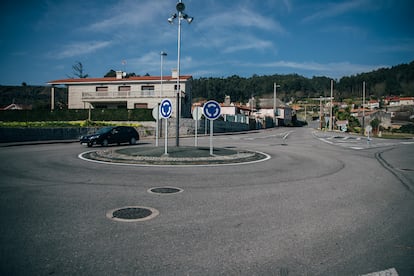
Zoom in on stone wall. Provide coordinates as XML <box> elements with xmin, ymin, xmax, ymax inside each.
<box><xmin>0</xmin><ymin>119</ymin><xmax>251</xmax><ymax>143</ymax></box>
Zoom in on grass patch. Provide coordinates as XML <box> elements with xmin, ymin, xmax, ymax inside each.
<box><xmin>378</xmin><ymin>132</ymin><xmax>414</xmax><ymax>139</ymax></box>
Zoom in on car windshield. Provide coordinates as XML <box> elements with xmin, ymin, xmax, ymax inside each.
<box><xmin>95</xmin><ymin>127</ymin><xmax>114</xmax><ymax>135</ymax></box>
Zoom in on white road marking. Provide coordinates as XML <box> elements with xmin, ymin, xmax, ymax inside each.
<box><xmin>360</xmin><ymin>267</ymin><xmax>398</xmax><ymax>276</ymax></box>
<box><xmin>401</xmin><ymin>141</ymin><xmax>414</xmax><ymax>145</ymax></box>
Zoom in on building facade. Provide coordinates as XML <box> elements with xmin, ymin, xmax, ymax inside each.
<box><xmin>48</xmin><ymin>70</ymin><xmax>193</xmax><ymax>118</ymax></box>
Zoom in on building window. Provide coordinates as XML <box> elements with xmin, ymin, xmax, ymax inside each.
<box><xmin>118</xmin><ymin>86</ymin><xmax>131</xmax><ymax>92</ymax></box>
<box><xmin>141</xmin><ymin>85</ymin><xmax>154</xmax><ymax>96</ymax></box>
<box><xmin>141</xmin><ymin>85</ymin><xmax>154</xmax><ymax>91</ymax></box>
<box><xmin>135</xmin><ymin>103</ymin><xmax>148</xmax><ymax>109</ymax></box>
<box><xmin>96</xmin><ymin>86</ymin><xmax>108</xmax><ymax>92</ymax></box>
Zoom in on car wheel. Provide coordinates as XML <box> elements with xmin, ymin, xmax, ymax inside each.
<box><xmin>87</xmin><ymin>142</ymin><xmax>93</xmax><ymax>147</ymax></box>
<box><xmin>102</xmin><ymin>139</ymin><xmax>109</xmax><ymax>147</ymax></box>
<box><xmin>129</xmin><ymin>137</ymin><xmax>136</xmax><ymax>145</ymax></box>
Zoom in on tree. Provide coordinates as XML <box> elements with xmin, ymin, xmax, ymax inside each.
<box><xmin>104</xmin><ymin>70</ymin><xmax>137</xmax><ymax>78</ymax></box>
<box><xmin>104</xmin><ymin>69</ymin><xmax>116</xmax><ymax>77</ymax></box>
<box><xmin>370</xmin><ymin>118</ymin><xmax>381</xmax><ymax>134</ymax></box>
<box><xmin>70</xmin><ymin>61</ymin><xmax>89</xmax><ymax>78</ymax></box>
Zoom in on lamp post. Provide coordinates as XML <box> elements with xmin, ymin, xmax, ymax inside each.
<box><xmin>168</xmin><ymin>1</ymin><xmax>193</xmax><ymax>147</ymax></box>
<box><xmin>160</xmin><ymin>51</ymin><xmax>167</xmax><ymax>98</ymax></box>
<box><xmin>273</xmin><ymin>83</ymin><xmax>280</xmax><ymax>126</ymax></box>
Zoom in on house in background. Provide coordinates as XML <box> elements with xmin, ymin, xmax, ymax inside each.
<box><xmin>219</xmin><ymin>95</ymin><xmax>252</xmax><ymax>124</ymax></box>
<box><xmin>400</xmin><ymin>97</ymin><xmax>414</xmax><ymax>106</ymax></box>
<box><xmin>48</xmin><ymin>70</ymin><xmax>193</xmax><ymax>118</ymax></box>
<box><xmin>366</xmin><ymin>99</ymin><xmax>380</xmax><ymax>110</ymax></box>
<box><xmin>256</xmin><ymin>97</ymin><xmax>292</xmax><ymax>126</ymax></box>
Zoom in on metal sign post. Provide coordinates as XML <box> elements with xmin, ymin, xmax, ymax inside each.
<box><xmin>160</xmin><ymin>99</ymin><xmax>173</xmax><ymax>155</ymax></box>
<box><xmin>365</xmin><ymin>125</ymin><xmax>372</xmax><ymax>145</ymax></box>
<box><xmin>152</xmin><ymin>104</ymin><xmax>161</xmax><ymax>147</ymax></box>
<box><xmin>203</xmin><ymin>100</ymin><xmax>221</xmax><ymax>156</ymax></box>
<box><xmin>192</xmin><ymin>106</ymin><xmax>202</xmax><ymax>147</ymax></box>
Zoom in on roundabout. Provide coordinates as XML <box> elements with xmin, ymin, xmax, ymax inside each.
<box><xmin>79</xmin><ymin>146</ymin><xmax>270</xmax><ymax>166</ymax></box>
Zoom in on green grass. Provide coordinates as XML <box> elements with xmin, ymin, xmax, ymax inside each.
<box><xmin>378</xmin><ymin>132</ymin><xmax>414</xmax><ymax>139</ymax></box>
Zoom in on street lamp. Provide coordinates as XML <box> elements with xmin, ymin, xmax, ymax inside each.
<box><xmin>160</xmin><ymin>51</ymin><xmax>167</xmax><ymax>98</ymax></box>
<box><xmin>273</xmin><ymin>83</ymin><xmax>280</xmax><ymax>126</ymax></box>
<box><xmin>168</xmin><ymin>1</ymin><xmax>193</xmax><ymax>147</ymax></box>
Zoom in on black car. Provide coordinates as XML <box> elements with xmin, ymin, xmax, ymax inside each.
<box><xmin>80</xmin><ymin>126</ymin><xmax>139</xmax><ymax>147</ymax></box>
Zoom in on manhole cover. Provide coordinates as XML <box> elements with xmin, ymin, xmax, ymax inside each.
<box><xmin>148</xmin><ymin>187</ymin><xmax>183</xmax><ymax>194</ymax></box>
<box><xmin>106</xmin><ymin>206</ymin><xmax>159</xmax><ymax>222</ymax></box>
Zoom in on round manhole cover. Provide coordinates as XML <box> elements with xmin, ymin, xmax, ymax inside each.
<box><xmin>148</xmin><ymin>187</ymin><xmax>183</xmax><ymax>194</ymax></box>
<box><xmin>106</xmin><ymin>206</ymin><xmax>159</xmax><ymax>222</ymax></box>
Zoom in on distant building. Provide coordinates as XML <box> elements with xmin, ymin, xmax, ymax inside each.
<box><xmin>256</xmin><ymin>97</ymin><xmax>292</xmax><ymax>125</ymax></box>
<box><xmin>367</xmin><ymin>100</ymin><xmax>379</xmax><ymax>110</ymax></box>
<box><xmin>400</xmin><ymin>97</ymin><xmax>414</xmax><ymax>106</ymax></box>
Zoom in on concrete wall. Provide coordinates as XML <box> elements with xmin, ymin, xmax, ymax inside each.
<box><xmin>0</xmin><ymin>127</ymin><xmax>91</xmax><ymax>143</ymax></box>
<box><xmin>0</xmin><ymin>119</ymin><xmax>251</xmax><ymax>143</ymax></box>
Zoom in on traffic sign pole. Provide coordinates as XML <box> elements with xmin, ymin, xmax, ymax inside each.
<box><xmin>156</xmin><ymin>109</ymin><xmax>159</xmax><ymax>147</ymax></box>
<box><xmin>203</xmin><ymin>100</ymin><xmax>221</xmax><ymax>156</ymax></box>
<box><xmin>152</xmin><ymin>104</ymin><xmax>162</xmax><ymax>147</ymax></box>
<box><xmin>165</xmin><ymin>118</ymin><xmax>168</xmax><ymax>155</ymax></box>
<box><xmin>195</xmin><ymin>110</ymin><xmax>198</xmax><ymax>147</ymax></box>
<box><xmin>160</xmin><ymin>99</ymin><xmax>172</xmax><ymax>155</ymax></box>
<box><xmin>192</xmin><ymin>106</ymin><xmax>202</xmax><ymax>147</ymax></box>
<box><xmin>210</xmin><ymin>119</ymin><xmax>213</xmax><ymax>155</ymax></box>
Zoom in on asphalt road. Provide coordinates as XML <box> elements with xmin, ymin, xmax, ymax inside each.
<box><xmin>0</xmin><ymin>127</ymin><xmax>413</xmax><ymax>275</ymax></box>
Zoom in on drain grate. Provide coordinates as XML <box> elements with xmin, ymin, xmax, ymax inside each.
<box><xmin>106</xmin><ymin>206</ymin><xmax>159</xmax><ymax>222</ymax></box>
<box><xmin>148</xmin><ymin>187</ymin><xmax>183</xmax><ymax>194</ymax></box>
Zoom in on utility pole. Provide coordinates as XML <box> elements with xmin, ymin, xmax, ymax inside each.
<box><xmin>273</xmin><ymin>83</ymin><xmax>280</xmax><ymax>126</ymax></box>
<box><xmin>329</xmin><ymin>80</ymin><xmax>333</xmax><ymax>131</ymax></box>
<box><xmin>319</xmin><ymin>96</ymin><xmax>323</xmax><ymax>129</ymax></box>
<box><xmin>362</xmin><ymin>81</ymin><xmax>366</xmax><ymax>132</ymax></box>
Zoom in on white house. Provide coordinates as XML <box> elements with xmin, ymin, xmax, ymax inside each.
<box><xmin>48</xmin><ymin>70</ymin><xmax>193</xmax><ymax>118</ymax></box>
<box><xmin>256</xmin><ymin>97</ymin><xmax>292</xmax><ymax>125</ymax></box>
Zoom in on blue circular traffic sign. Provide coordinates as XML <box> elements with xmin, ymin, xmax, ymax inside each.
<box><xmin>160</xmin><ymin>99</ymin><xmax>172</xmax><ymax>119</ymax></box>
<box><xmin>203</xmin><ymin>100</ymin><xmax>221</xmax><ymax>120</ymax></box>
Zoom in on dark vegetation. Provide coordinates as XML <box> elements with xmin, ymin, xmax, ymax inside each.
<box><xmin>191</xmin><ymin>60</ymin><xmax>414</xmax><ymax>103</ymax></box>
<box><xmin>1</xmin><ymin>60</ymin><xmax>413</xmax><ymax>109</ymax></box>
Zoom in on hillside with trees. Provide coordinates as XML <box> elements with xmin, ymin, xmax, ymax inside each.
<box><xmin>191</xmin><ymin>60</ymin><xmax>414</xmax><ymax>103</ymax></box>
<box><xmin>1</xmin><ymin>60</ymin><xmax>413</xmax><ymax>109</ymax></box>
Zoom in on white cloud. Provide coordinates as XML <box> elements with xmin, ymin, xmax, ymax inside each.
<box><xmin>198</xmin><ymin>7</ymin><xmax>286</xmax><ymax>33</ymax></box>
<box><xmin>52</xmin><ymin>40</ymin><xmax>113</xmax><ymax>59</ymax></box>
<box><xmin>85</xmin><ymin>0</ymin><xmax>169</xmax><ymax>32</ymax></box>
<box><xmin>223</xmin><ymin>39</ymin><xmax>274</xmax><ymax>53</ymax></box>
<box><xmin>302</xmin><ymin>0</ymin><xmax>371</xmax><ymax>22</ymax></box>
<box><xmin>254</xmin><ymin>60</ymin><xmax>388</xmax><ymax>78</ymax></box>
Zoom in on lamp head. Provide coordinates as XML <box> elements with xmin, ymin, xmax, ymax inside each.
<box><xmin>176</xmin><ymin>2</ymin><xmax>185</xmax><ymax>12</ymax></box>
<box><xmin>186</xmin><ymin>16</ymin><xmax>194</xmax><ymax>24</ymax></box>
<box><xmin>168</xmin><ymin>14</ymin><xmax>177</xmax><ymax>24</ymax></box>
<box><xmin>182</xmin><ymin>13</ymin><xmax>194</xmax><ymax>24</ymax></box>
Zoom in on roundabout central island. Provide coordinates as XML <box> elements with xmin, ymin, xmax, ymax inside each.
<box><xmin>79</xmin><ymin>146</ymin><xmax>270</xmax><ymax>166</ymax></box>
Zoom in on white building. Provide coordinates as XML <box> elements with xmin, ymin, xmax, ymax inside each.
<box><xmin>48</xmin><ymin>70</ymin><xmax>193</xmax><ymax>118</ymax></box>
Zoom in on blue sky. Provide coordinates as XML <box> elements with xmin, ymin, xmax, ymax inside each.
<box><xmin>0</xmin><ymin>0</ymin><xmax>413</xmax><ymax>85</ymax></box>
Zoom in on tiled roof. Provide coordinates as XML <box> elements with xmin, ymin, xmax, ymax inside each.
<box><xmin>48</xmin><ymin>75</ymin><xmax>192</xmax><ymax>85</ymax></box>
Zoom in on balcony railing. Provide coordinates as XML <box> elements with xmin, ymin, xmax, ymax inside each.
<box><xmin>82</xmin><ymin>90</ymin><xmax>180</xmax><ymax>99</ymax></box>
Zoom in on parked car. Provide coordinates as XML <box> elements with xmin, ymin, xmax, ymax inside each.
<box><xmin>80</xmin><ymin>126</ymin><xmax>139</xmax><ymax>147</ymax></box>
